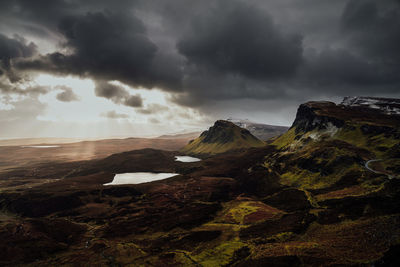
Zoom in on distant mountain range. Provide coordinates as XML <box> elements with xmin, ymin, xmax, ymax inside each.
<box><xmin>227</xmin><ymin>118</ymin><xmax>289</xmax><ymax>140</ymax></box>
<box><xmin>157</xmin><ymin>132</ymin><xmax>201</xmax><ymax>140</ymax></box>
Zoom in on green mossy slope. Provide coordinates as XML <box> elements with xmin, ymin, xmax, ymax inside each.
<box><xmin>182</xmin><ymin>120</ymin><xmax>265</xmax><ymax>155</ymax></box>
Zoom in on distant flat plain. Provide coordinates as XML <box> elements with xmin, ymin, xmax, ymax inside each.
<box><xmin>0</xmin><ymin>133</ymin><xmax>199</xmax><ymax>172</ymax></box>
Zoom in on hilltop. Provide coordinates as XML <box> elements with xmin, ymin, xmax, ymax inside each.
<box><xmin>181</xmin><ymin>120</ymin><xmax>265</xmax><ymax>155</ymax></box>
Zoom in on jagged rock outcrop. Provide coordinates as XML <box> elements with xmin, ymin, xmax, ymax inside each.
<box><xmin>291</xmin><ymin>101</ymin><xmax>345</xmax><ymax>133</ymax></box>
<box><xmin>291</xmin><ymin>97</ymin><xmax>400</xmax><ymax>135</ymax></box>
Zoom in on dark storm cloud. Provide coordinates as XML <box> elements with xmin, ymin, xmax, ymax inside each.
<box><xmin>297</xmin><ymin>0</ymin><xmax>400</xmax><ymax>95</ymax></box>
<box><xmin>94</xmin><ymin>81</ymin><xmax>143</xmax><ymax>108</ymax></box>
<box><xmin>14</xmin><ymin>10</ymin><xmax>182</xmax><ymax>91</ymax></box>
<box><xmin>0</xmin><ymin>34</ymin><xmax>37</xmax><ymax>67</ymax></box>
<box><xmin>341</xmin><ymin>0</ymin><xmax>400</xmax><ymax>62</ymax></box>
<box><xmin>302</xmin><ymin>49</ymin><xmax>393</xmax><ymax>87</ymax></box>
<box><xmin>0</xmin><ymin>33</ymin><xmax>37</xmax><ymax>82</ymax></box>
<box><xmin>1</xmin><ymin>0</ymin><xmax>400</xmax><ymax>120</ymax></box>
<box><xmin>125</xmin><ymin>95</ymin><xmax>143</xmax><ymax>108</ymax></box>
<box><xmin>0</xmin><ymin>0</ymin><xmax>137</xmax><ymax>27</ymax></box>
<box><xmin>55</xmin><ymin>86</ymin><xmax>79</xmax><ymax>102</ymax></box>
<box><xmin>94</xmin><ymin>81</ymin><xmax>129</xmax><ymax>102</ymax></box>
<box><xmin>177</xmin><ymin>0</ymin><xmax>303</xmax><ymax>80</ymax></box>
<box><xmin>6</xmin><ymin>0</ymin><xmax>74</xmax><ymax>25</ymax></box>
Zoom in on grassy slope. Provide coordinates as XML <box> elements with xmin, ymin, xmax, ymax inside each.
<box><xmin>269</xmin><ymin>119</ymin><xmax>399</xmax><ymax>190</ymax></box>
<box><xmin>182</xmin><ymin>126</ymin><xmax>265</xmax><ymax>155</ymax></box>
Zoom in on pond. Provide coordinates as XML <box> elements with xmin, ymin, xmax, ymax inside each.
<box><xmin>104</xmin><ymin>172</ymin><xmax>179</xmax><ymax>185</ymax></box>
<box><xmin>175</xmin><ymin>156</ymin><xmax>201</xmax><ymax>162</ymax></box>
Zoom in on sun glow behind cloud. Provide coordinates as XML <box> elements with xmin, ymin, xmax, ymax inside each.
<box><xmin>19</xmin><ymin>74</ymin><xmax>208</xmax><ymax>138</ymax></box>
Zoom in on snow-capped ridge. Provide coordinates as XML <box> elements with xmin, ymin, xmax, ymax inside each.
<box><xmin>341</xmin><ymin>96</ymin><xmax>400</xmax><ymax>115</ymax></box>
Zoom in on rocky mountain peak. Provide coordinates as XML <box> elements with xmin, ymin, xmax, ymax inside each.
<box><xmin>182</xmin><ymin>120</ymin><xmax>265</xmax><ymax>155</ymax></box>
<box><xmin>200</xmin><ymin>120</ymin><xmax>250</xmax><ymax>144</ymax></box>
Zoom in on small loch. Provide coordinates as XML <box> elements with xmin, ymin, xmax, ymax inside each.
<box><xmin>175</xmin><ymin>156</ymin><xmax>201</xmax><ymax>162</ymax></box>
<box><xmin>104</xmin><ymin>172</ymin><xmax>179</xmax><ymax>185</ymax></box>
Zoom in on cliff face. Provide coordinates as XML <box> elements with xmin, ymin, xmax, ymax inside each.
<box><xmin>291</xmin><ymin>101</ymin><xmax>345</xmax><ymax>133</ymax></box>
<box><xmin>291</xmin><ymin>98</ymin><xmax>400</xmax><ymax>134</ymax></box>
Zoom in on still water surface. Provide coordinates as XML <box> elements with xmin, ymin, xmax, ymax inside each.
<box><xmin>104</xmin><ymin>172</ymin><xmax>179</xmax><ymax>185</ymax></box>
<box><xmin>175</xmin><ymin>156</ymin><xmax>201</xmax><ymax>162</ymax></box>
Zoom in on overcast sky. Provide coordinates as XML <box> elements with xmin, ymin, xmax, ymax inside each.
<box><xmin>0</xmin><ymin>0</ymin><xmax>399</xmax><ymax>138</ymax></box>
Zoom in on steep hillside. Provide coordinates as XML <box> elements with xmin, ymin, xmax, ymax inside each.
<box><xmin>181</xmin><ymin>120</ymin><xmax>265</xmax><ymax>155</ymax></box>
<box><xmin>268</xmin><ymin>97</ymin><xmax>400</xmax><ymax>189</ymax></box>
<box><xmin>227</xmin><ymin>118</ymin><xmax>289</xmax><ymax>140</ymax></box>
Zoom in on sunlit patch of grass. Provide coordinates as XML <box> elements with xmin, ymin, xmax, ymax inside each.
<box><xmin>280</xmin><ymin>163</ymin><xmax>365</xmax><ymax>190</ymax></box>
<box><xmin>334</xmin><ymin>126</ymin><xmax>367</xmax><ymax>148</ymax></box>
<box><xmin>334</xmin><ymin>125</ymin><xmax>399</xmax><ymax>158</ymax></box>
<box><xmin>272</xmin><ymin>127</ymin><xmax>298</xmax><ymax>150</ymax></box>
<box><xmin>302</xmin><ymin>190</ymin><xmax>320</xmax><ymax>208</ymax></box>
<box><xmin>271</xmin><ymin>135</ymin><xmax>373</xmax><ymax>190</ymax></box>
<box><xmin>314</xmin><ymin>183</ymin><xmax>384</xmax><ymax>202</ymax></box>
<box><xmin>280</xmin><ymin>162</ymin><xmax>361</xmax><ymax>190</ymax></box>
<box><xmin>169</xmin><ymin>251</ymin><xmax>199</xmax><ymax>266</ymax></box>
<box><xmin>227</xmin><ymin>202</ymin><xmax>259</xmax><ymax>225</ymax></box>
<box><xmin>215</xmin><ymin>200</ymin><xmax>284</xmax><ymax>225</ymax></box>
<box><xmin>192</xmin><ymin>241</ymin><xmax>247</xmax><ymax>267</ymax></box>
<box><xmin>266</xmin><ymin>232</ymin><xmax>295</xmax><ymax>243</ymax></box>
<box><xmin>110</xmin><ymin>242</ymin><xmax>147</xmax><ymax>265</ymax></box>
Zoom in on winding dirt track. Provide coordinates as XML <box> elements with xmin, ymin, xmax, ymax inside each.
<box><xmin>365</xmin><ymin>159</ymin><xmax>394</xmax><ymax>179</ymax></box>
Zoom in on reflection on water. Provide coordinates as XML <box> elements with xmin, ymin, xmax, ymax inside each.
<box><xmin>104</xmin><ymin>172</ymin><xmax>179</xmax><ymax>185</ymax></box>
<box><xmin>175</xmin><ymin>156</ymin><xmax>201</xmax><ymax>162</ymax></box>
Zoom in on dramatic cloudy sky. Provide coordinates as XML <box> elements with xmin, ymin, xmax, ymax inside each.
<box><xmin>0</xmin><ymin>0</ymin><xmax>399</xmax><ymax>138</ymax></box>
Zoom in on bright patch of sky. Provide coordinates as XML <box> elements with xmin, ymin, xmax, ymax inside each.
<box><xmin>26</xmin><ymin>74</ymin><xmax>208</xmax><ymax>138</ymax></box>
